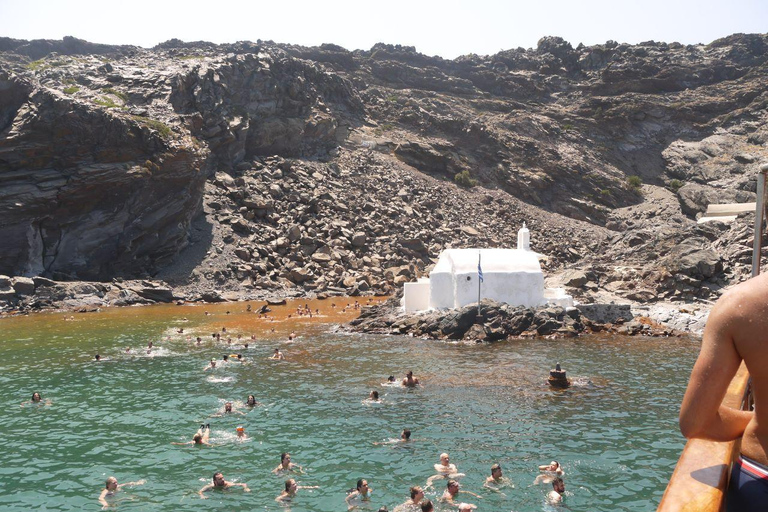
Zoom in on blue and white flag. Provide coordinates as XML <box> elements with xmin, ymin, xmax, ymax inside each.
<box><xmin>478</xmin><ymin>255</ymin><xmax>484</xmax><ymax>283</ymax></box>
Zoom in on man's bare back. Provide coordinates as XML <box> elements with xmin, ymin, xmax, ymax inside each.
<box><xmin>680</xmin><ymin>272</ymin><xmax>764</xmax><ymax>462</ymax></box>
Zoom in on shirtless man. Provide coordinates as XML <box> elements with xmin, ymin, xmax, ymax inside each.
<box><xmin>98</xmin><ymin>476</ymin><xmax>145</xmax><ymax>509</ymax></box>
<box><xmin>198</xmin><ymin>472</ymin><xmax>250</xmax><ymax>499</ymax></box>
<box><xmin>402</xmin><ymin>371</ymin><xmax>420</xmax><ymax>387</ymax></box>
<box><xmin>426</xmin><ymin>453</ymin><xmax>463</xmax><ymax>488</ymax></box>
<box><xmin>440</xmin><ymin>480</ymin><xmax>479</xmax><ymax>507</ymax></box>
<box><xmin>204</xmin><ymin>359</ymin><xmax>217</xmax><ymax>371</ymax></box>
<box><xmin>679</xmin><ymin>272</ymin><xmax>768</xmax><ymax>510</ymax></box>
<box><xmin>273</xmin><ymin>452</ymin><xmax>304</xmax><ymax>474</ymax></box>
<box><xmin>172</xmin><ymin>424</ymin><xmax>213</xmax><ymax>446</ymax></box>
<box><xmin>484</xmin><ymin>463</ymin><xmax>510</xmax><ymax>492</ymax></box>
<box><xmin>275</xmin><ymin>478</ymin><xmax>319</xmax><ymax>502</ymax></box>
<box><xmin>394</xmin><ymin>486</ymin><xmax>425</xmax><ymax>511</ymax></box>
<box><xmin>270</xmin><ymin>348</ymin><xmax>285</xmax><ymax>360</ymax></box>
<box><xmin>345</xmin><ymin>479</ymin><xmax>372</xmax><ymax>510</ymax></box>
<box><xmin>214</xmin><ymin>402</ymin><xmax>244</xmax><ymax>417</ymax></box>
<box><xmin>547</xmin><ymin>477</ymin><xmax>565</xmax><ymax>504</ymax></box>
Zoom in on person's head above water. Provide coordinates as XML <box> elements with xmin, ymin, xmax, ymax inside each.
<box><xmin>281</xmin><ymin>452</ymin><xmax>291</xmax><ymax>465</ymax></box>
<box><xmin>105</xmin><ymin>477</ymin><xmax>118</xmax><ymax>490</ymax></box>
<box><xmin>247</xmin><ymin>395</ymin><xmax>256</xmax><ymax>405</ymax></box>
<box><xmin>193</xmin><ymin>433</ymin><xmax>203</xmax><ymax>444</ymax></box>
<box><xmin>402</xmin><ymin>429</ymin><xmax>411</xmax><ymax>439</ymax></box>
<box><xmin>387</xmin><ymin>375</ymin><xmax>395</xmax><ymax>382</ymax></box>
<box><xmin>440</xmin><ymin>453</ymin><xmax>451</xmax><ymax>465</ymax></box>
<box><xmin>285</xmin><ymin>478</ymin><xmax>297</xmax><ymax>492</ymax></box>
<box><xmin>369</xmin><ymin>390</ymin><xmax>379</xmax><ymax>400</ymax></box>
<box><xmin>95</xmin><ymin>354</ymin><xmax>101</xmax><ymax>361</ymax></box>
<box><xmin>212</xmin><ymin>472</ymin><xmax>226</xmax><ymax>487</ymax></box>
<box><xmin>32</xmin><ymin>392</ymin><xmax>41</xmax><ymax>402</ymax></box>
<box><xmin>420</xmin><ymin>499</ymin><xmax>434</xmax><ymax>512</ymax></box>
<box><xmin>446</xmin><ymin>480</ymin><xmax>459</xmax><ymax>495</ymax></box>
<box><xmin>491</xmin><ymin>463</ymin><xmax>502</xmax><ymax>477</ymax></box>
<box><xmin>357</xmin><ymin>479</ymin><xmax>369</xmax><ymax>494</ymax></box>
<box><xmin>552</xmin><ymin>477</ymin><xmax>565</xmax><ymax>493</ymax></box>
<box><xmin>224</xmin><ymin>402</ymin><xmax>233</xmax><ymax>412</ymax></box>
<box><xmin>410</xmin><ymin>486</ymin><xmax>424</xmax><ymax>500</ymax></box>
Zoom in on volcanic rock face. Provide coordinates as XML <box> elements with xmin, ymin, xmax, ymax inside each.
<box><xmin>0</xmin><ymin>34</ymin><xmax>766</xmax><ymax>306</ymax></box>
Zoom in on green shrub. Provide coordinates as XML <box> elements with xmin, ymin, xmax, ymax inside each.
<box><xmin>132</xmin><ymin>116</ymin><xmax>173</xmax><ymax>139</ymax></box>
<box><xmin>563</xmin><ymin>123</ymin><xmax>573</xmax><ymax>131</ymax></box>
<box><xmin>668</xmin><ymin>179</ymin><xmax>684</xmax><ymax>192</ymax></box>
<box><xmin>63</xmin><ymin>86</ymin><xmax>80</xmax><ymax>94</ymax></box>
<box><xmin>454</xmin><ymin>170</ymin><xmax>478</xmax><ymax>188</ymax></box>
<box><xmin>27</xmin><ymin>59</ymin><xmax>47</xmax><ymax>71</ymax></box>
<box><xmin>94</xmin><ymin>97</ymin><xmax>119</xmax><ymax>109</ymax></box>
<box><xmin>600</xmin><ymin>188</ymin><xmax>611</xmax><ymax>196</ymax></box>
<box><xmin>627</xmin><ymin>175</ymin><xmax>643</xmax><ymax>190</ymax></box>
<box><xmin>103</xmin><ymin>87</ymin><xmax>128</xmax><ymax>102</ymax></box>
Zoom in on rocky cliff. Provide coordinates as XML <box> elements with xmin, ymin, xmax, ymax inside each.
<box><xmin>0</xmin><ymin>34</ymin><xmax>766</xmax><ymax>309</ymax></box>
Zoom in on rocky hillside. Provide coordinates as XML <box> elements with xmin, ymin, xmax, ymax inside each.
<box><xmin>0</xmin><ymin>34</ymin><xmax>766</xmax><ymax>308</ymax></box>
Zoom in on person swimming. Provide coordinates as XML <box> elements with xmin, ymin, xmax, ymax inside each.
<box><xmin>246</xmin><ymin>395</ymin><xmax>262</xmax><ymax>407</ymax></box>
<box><xmin>21</xmin><ymin>392</ymin><xmax>51</xmax><ymax>407</ymax></box>
<box><xmin>345</xmin><ymin>479</ymin><xmax>372</xmax><ymax>510</ymax></box>
<box><xmin>483</xmin><ymin>463</ymin><xmax>511</xmax><ymax>493</ymax></box>
<box><xmin>270</xmin><ymin>348</ymin><xmax>285</xmax><ymax>360</ymax></box>
<box><xmin>534</xmin><ymin>460</ymin><xmax>564</xmax><ymax>485</ymax></box>
<box><xmin>547</xmin><ymin>477</ymin><xmax>566</xmax><ymax>504</ymax></box>
<box><xmin>366</xmin><ymin>390</ymin><xmax>381</xmax><ymax>402</ymax></box>
<box><xmin>439</xmin><ymin>480</ymin><xmax>480</xmax><ymax>506</ymax></box>
<box><xmin>402</xmin><ymin>371</ymin><xmax>420</xmax><ymax>387</ymax></box>
<box><xmin>236</xmin><ymin>426</ymin><xmax>248</xmax><ymax>440</ymax></box>
<box><xmin>198</xmin><ymin>471</ymin><xmax>250</xmax><ymax>499</ymax></box>
<box><xmin>426</xmin><ymin>453</ymin><xmax>465</xmax><ymax>488</ymax></box>
<box><xmin>213</xmin><ymin>401</ymin><xmax>244</xmax><ymax>417</ymax></box>
<box><xmin>275</xmin><ymin>478</ymin><xmax>319</xmax><ymax>502</ymax></box>
<box><xmin>172</xmin><ymin>424</ymin><xmax>213</xmax><ymax>446</ymax></box>
<box><xmin>394</xmin><ymin>485</ymin><xmax>425</xmax><ymax>512</ymax></box>
<box><xmin>204</xmin><ymin>359</ymin><xmax>217</xmax><ymax>371</ymax></box>
<box><xmin>273</xmin><ymin>452</ymin><xmax>304</xmax><ymax>474</ymax></box>
<box><xmin>374</xmin><ymin>429</ymin><xmax>411</xmax><ymax>445</ymax></box>
<box><xmin>98</xmin><ymin>476</ymin><xmax>146</xmax><ymax>508</ymax></box>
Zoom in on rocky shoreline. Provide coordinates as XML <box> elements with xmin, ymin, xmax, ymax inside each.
<box><xmin>347</xmin><ymin>296</ymin><xmax>695</xmax><ymax>339</ymax></box>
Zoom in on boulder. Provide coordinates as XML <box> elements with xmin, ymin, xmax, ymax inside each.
<box><xmin>351</xmin><ymin>232</ymin><xmax>367</xmax><ymax>247</ymax></box>
<box><xmin>12</xmin><ymin>277</ymin><xmax>35</xmax><ymax>296</ymax></box>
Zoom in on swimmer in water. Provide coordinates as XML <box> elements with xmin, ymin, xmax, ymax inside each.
<box><xmin>275</xmin><ymin>478</ymin><xmax>319</xmax><ymax>502</ymax></box>
<box><xmin>366</xmin><ymin>390</ymin><xmax>381</xmax><ymax>402</ymax></box>
<box><xmin>21</xmin><ymin>392</ymin><xmax>51</xmax><ymax>407</ymax></box>
<box><xmin>288</xmin><ymin>332</ymin><xmax>296</xmax><ymax>341</ymax></box>
<box><xmin>402</xmin><ymin>371</ymin><xmax>420</xmax><ymax>387</ymax></box>
<box><xmin>172</xmin><ymin>424</ymin><xmax>213</xmax><ymax>446</ymax></box>
<box><xmin>98</xmin><ymin>476</ymin><xmax>146</xmax><ymax>509</ymax></box>
<box><xmin>483</xmin><ymin>463</ymin><xmax>511</xmax><ymax>493</ymax></box>
<box><xmin>270</xmin><ymin>348</ymin><xmax>285</xmax><ymax>360</ymax></box>
<box><xmin>388</xmin><ymin>376</ymin><xmax>396</xmax><ymax>383</ymax></box>
<box><xmin>198</xmin><ymin>471</ymin><xmax>250</xmax><ymax>499</ymax></box>
<box><xmin>439</xmin><ymin>480</ymin><xmax>479</xmax><ymax>506</ymax></box>
<box><xmin>394</xmin><ymin>485</ymin><xmax>425</xmax><ymax>511</ymax></box>
<box><xmin>534</xmin><ymin>460</ymin><xmax>564</xmax><ymax>485</ymax></box>
<box><xmin>204</xmin><ymin>359</ymin><xmax>217</xmax><ymax>371</ymax></box>
<box><xmin>273</xmin><ymin>452</ymin><xmax>304</xmax><ymax>474</ymax></box>
<box><xmin>125</xmin><ymin>347</ymin><xmax>131</xmax><ymax>354</ymax></box>
<box><xmin>95</xmin><ymin>354</ymin><xmax>101</xmax><ymax>361</ymax></box>
<box><xmin>374</xmin><ymin>429</ymin><xmax>411</xmax><ymax>445</ymax></box>
<box><xmin>246</xmin><ymin>395</ymin><xmax>262</xmax><ymax>407</ymax></box>
<box><xmin>547</xmin><ymin>477</ymin><xmax>566</xmax><ymax>504</ymax></box>
<box><xmin>426</xmin><ymin>453</ymin><xmax>464</xmax><ymax>488</ymax></box>
<box><xmin>345</xmin><ymin>479</ymin><xmax>372</xmax><ymax>510</ymax></box>
<box><xmin>236</xmin><ymin>426</ymin><xmax>248</xmax><ymax>440</ymax></box>
<box><xmin>420</xmin><ymin>499</ymin><xmax>434</xmax><ymax>512</ymax></box>
<box><xmin>214</xmin><ymin>401</ymin><xmax>244</xmax><ymax>417</ymax></box>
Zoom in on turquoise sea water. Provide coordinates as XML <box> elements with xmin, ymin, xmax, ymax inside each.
<box><xmin>0</xmin><ymin>300</ymin><xmax>699</xmax><ymax>512</ymax></box>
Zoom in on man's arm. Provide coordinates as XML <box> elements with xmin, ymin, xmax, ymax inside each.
<box><xmin>198</xmin><ymin>484</ymin><xmax>213</xmax><ymax>499</ymax></box>
<box><xmin>679</xmin><ymin>296</ymin><xmax>754</xmax><ymax>441</ymax></box>
<box><xmin>233</xmin><ymin>482</ymin><xmax>250</xmax><ymax>492</ymax></box>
